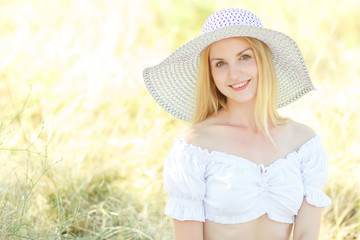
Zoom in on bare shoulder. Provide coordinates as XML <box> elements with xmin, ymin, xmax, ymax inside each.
<box><xmin>178</xmin><ymin>119</ymin><xmax>214</xmax><ymax>147</ymax></box>
<box><xmin>286</xmin><ymin>119</ymin><xmax>316</xmax><ymax>143</ymax></box>
<box><xmin>276</xmin><ymin>120</ymin><xmax>317</xmax><ymax>152</ymax></box>
<box><xmin>178</xmin><ymin>126</ymin><xmax>200</xmax><ymax>144</ymax></box>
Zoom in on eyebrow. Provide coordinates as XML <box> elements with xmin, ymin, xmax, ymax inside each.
<box><xmin>210</xmin><ymin>47</ymin><xmax>253</xmax><ymax>62</ymax></box>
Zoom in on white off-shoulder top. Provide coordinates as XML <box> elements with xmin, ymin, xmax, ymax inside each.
<box><xmin>163</xmin><ymin>135</ymin><xmax>331</xmax><ymax>224</ymax></box>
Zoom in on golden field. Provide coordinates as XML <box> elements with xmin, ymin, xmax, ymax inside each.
<box><xmin>0</xmin><ymin>0</ymin><xmax>359</xmax><ymax>239</ymax></box>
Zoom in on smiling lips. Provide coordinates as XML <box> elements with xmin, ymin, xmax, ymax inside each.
<box><xmin>229</xmin><ymin>80</ymin><xmax>251</xmax><ymax>91</ymax></box>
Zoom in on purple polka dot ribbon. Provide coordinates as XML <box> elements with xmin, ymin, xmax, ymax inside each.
<box><xmin>201</xmin><ymin>8</ymin><xmax>263</xmax><ymax>35</ymax></box>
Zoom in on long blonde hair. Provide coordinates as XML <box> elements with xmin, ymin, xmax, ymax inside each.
<box><xmin>193</xmin><ymin>37</ymin><xmax>288</xmax><ymax>141</ymax></box>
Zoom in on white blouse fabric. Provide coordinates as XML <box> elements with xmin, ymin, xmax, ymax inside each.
<box><xmin>163</xmin><ymin>135</ymin><xmax>331</xmax><ymax>224</ymax></box>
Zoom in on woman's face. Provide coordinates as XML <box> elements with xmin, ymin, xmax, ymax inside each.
<box><xmin>209</xmin><ymin>37</ymin><xmax>259</xmax><ymax>105</ymax></box>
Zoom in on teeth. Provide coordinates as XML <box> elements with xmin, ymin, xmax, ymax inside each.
<box><xmin>232</xmin><ymin>81</ymin><xmax>249</xmax><ymax>88</ymax></box>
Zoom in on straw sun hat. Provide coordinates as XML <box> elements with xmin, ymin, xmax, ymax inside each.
<box><xmin>143</xmin><ymin>8</ymin><xmax>315</xmax><ymax>122</ymax></box>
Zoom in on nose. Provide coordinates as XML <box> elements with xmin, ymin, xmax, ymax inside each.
<box><xmin>228</xmin><ymin>62</ymin><xmax>242</xmax><ymax>81</ymax></box>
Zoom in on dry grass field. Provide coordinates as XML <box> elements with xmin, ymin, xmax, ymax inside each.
<box><xmin>0</xmin><ymin>0</ymin><xmax>359</xmax><ymax>239</ymax></box>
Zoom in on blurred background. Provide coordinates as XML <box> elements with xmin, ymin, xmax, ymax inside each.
<box><xmin>0</xmin><ymin>0</ymin><xmax>359</xmax><ymax>239</ymax></box>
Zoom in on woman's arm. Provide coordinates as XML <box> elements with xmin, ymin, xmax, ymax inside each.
<box><xmin>172</xmin><ymin>219</ymin><xmax>203</xmax><ymax>240</ymax></box>
<box><xmin>293</xmin><ymin>197</ymin><xmax>322</xmax><ymax>240</ymax></box>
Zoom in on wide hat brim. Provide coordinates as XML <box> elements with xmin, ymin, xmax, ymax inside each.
<box><xmin>143</xmin><ymin>25</ymin><xmax>315</xmax><ymax>122</ymax></box>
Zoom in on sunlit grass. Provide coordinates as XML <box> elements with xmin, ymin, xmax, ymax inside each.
<box><xmin>0</xmin><ymin>0</ymin><xmax>359</xmax><ymax>239</ymax></box>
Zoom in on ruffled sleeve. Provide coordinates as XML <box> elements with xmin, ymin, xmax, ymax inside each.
<box><xmin>163</xmin><ymin>139</ymin><xmax>207</xmax><ymax>222</ymax></box>
<box><xmin>299</xmin><ymin>135</ymin><xmax>332</xmax><ymax>208</ymax></box>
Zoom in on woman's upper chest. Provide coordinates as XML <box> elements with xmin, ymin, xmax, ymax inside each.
<box><xmin>196</xmin><ymin>126</ymin><xmax>299</xmax><ymax>167</ymax></box>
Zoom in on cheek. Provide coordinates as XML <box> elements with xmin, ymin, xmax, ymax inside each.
<box><xmin>252</xmin><ymin>62</ymin><xmax>259</xmax><ymax>76</ymax></box>
<box><xmin>248</xmin><ymin>63</ymin><xmax>259</xmax><ymax>83</ymax></box>
<box><xmin>211</xmin><ymin>69</ymin><xmax>225</xmax><ymax>84</ymax></box>
<box><xmin>212</xmin><ymin>74</ymin><xmax>225</xmax><ymax>91</ymax></box>
<box><xmin>210</xmin><ymin>73</ymin><xmax>226</xmax><ymax>95</ymax></box>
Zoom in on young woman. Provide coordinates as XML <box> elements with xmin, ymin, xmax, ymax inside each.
<box><xmin>144</xmin><ymin>8</ymin><xmax>331</xmax><ymax>240</ymax></box>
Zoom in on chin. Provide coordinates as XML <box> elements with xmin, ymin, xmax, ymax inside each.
<box><xmin>228</xmin><ymin>95</ymin><xmax>256</xmax><ymax>105</ymax></box>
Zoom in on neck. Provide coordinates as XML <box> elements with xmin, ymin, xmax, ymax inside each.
<box><xmin>219</xmin><ymin>98</ymin><xmax>259</xmax><ymax>132</ymax></box>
